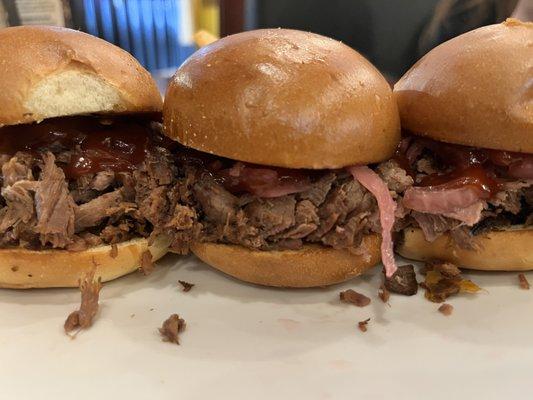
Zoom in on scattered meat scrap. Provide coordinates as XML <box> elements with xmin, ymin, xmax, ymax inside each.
<box><xmin>378</xmin><ymin>284</ymin><xmax>390</xmax><ymax>303</ymax></box>
<box><xmin>159</xmin><ymin>314</ymin><xmax>186</xmax><ymax>345</ymax></box>
<box><xmin>518</xmin><ymin>273</ymin><xmax>530</xmax><ymax>290</ymax></box>
<box><xmin>358</xmin><ymin>318</ymin><xmax>370</xmax><ymax>332</ymax></box>
<box><xmin>109</xmin><ymin>243</ymin><xmax>118</xmax><ymax>259</ymax></box>
<box><xmin>422</xmin><ymin>261</ymin><xmax>461</xmax><ymax>278</ymax></box>
<box><xmin>421</xmin><ymin>261</ymin><xmax>482</xmax><ymax>303</ymax></box>
<box><xmin>340</xmin><ymin>289</ymin><xmax>371</xmax><ymax>307</ymax></box>
<box><xmin>384</xmin><ymin>264</ymin><xmax>418</xmax><ymax>296</ymax></box>
<box><xmin>64</xmin><ymin>268</ymin><xmax>102</xmax><ymax>336</ymax></box>
<box><xmin>178</xmin><ymin>280</ymin><xmax>195</xmax><ymax>292</ymax></box>
<box><xmin>139</xmin><ymin>249</ymin><xmax>154</xmax><ymax>275</ymax></box>
<box><xmin>438</xmin><ymin>303</ymin><xmax>454</xmax><ymax>316</ymax></box>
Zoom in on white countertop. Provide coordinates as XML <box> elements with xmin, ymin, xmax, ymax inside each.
<box><xmin>0</xmin><ymin>254</ymin><xmax>531</xmax><ymax>399</ymax></box>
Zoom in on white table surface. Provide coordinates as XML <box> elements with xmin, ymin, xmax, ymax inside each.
<box><xmin>0</xmin><ymin>254</ymin><xmax>532</xmax><ymax>400</ymax></box>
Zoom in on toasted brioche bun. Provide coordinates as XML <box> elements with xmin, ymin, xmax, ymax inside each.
<box><xmin>0</xmin><ymin>235</ymin><xmax>170</xmax><ymax>289</ymax></box>
<box><xmin>0</xmin><ymin>25</ymin><xmax>162</xmax><ymax>127</ymax></box>
<box><xmin>192</xmin><ymin>234</ymin><xmax>381</xmax><ymax>288</ymax></box>
<box><xmin>164</xmin><ymin>29</ymin><xmax>400</xmax><ymax>169</ymax></box>
<box><xmin>394</xmin><ymin>19</ymin><xmax>533</xmax><ymax>153</ymax></box>
<box><xmin>397</xmin><ymin>227</ymin><xmax>533</xmax><ymax>271</ymax></box>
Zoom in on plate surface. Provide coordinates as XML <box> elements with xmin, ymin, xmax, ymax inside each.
<box><xmin>0</xmin><ymin>254</ymin><xmax>532</xmax><ymax>399</ymax></box>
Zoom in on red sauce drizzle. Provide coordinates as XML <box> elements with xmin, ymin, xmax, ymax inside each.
<box><xmin>397</xmin><ymin>135</ymin><xmax>532</xmax><ymax>198</ymax></box>
<box><xmin>419</xmin><ymin>165</ymin><xmax>500</xmax><ymax>198</ymax></box>
<box><xmin>177</xmin><ymin>146</ymin><xmax>315</xmax><ymax>196</ymax></box>
<box><xmin>216</xmin><ymin>163</ymin><xmax>311</xmax><ymax>195</ymax></box>
<box><xmin>0</xmin><ymin>116</ymin><xmax>156</xmax><ymax>178</ymax></box>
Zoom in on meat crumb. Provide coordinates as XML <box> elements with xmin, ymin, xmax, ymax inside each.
<box><xmin>358</xmin><ymin>318</ymin><xmax>370</xmax><ymax>332</ymax></box>
<box><xmin>139</xmin><ymin>250</ymin><xmax>154</xmax><ymax>275</ymax></box>
<box><xmin>339</xmin><ymin>289</ymin><xmax>371</xmax><ymax>307</ymax></box>
<box><xmin>159</xmin><ymin>314</ymin><xmax>186</xmax><ymax>345</ymax></box>
<box><xmin>384</xmin><ymin>264</ymin><xmax>418</xmax><ymax>296</ymax></box>
<box><xmin>518</xmin><ymin>273</ymin><xmax>530</xmax><ymax>290</ymax></box>
<box><xmin>64</xmin><ymin>267</ymin><xmax>102</xmax><ymax>336</ymax></box>
<box><xmin>178</xmin><ymin>280</ymin><xmax>195</xmax><ymax>292</ymax></box>
<box><xmin>378</xmin><ymin>284</ymin><xmax>390</xmax><ymax>303</ymax></box>
<box><xmin>109</xmin><ymin>244</ymin><xmax>118</xmax><ymax>259</ymax></box>
<box><xmin>424</xmin><ymin>261</ymin><xmax>461</xmax><ymax>278</ymax></box>
<box><xmin>438</xmin><ymin>303</ymin><xmax>454</xmax><ymax>316</ymax></box>
<box><xmin>423</xmin><ymin>261</ymin><xmax>482</xmax><ymax>303</ymax></box>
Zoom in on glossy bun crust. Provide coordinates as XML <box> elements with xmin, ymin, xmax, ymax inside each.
<box><xmin>164</xmin><ymin>29</ymin><xmax>400</xmax><ymax>169</ymax></box>
<box><xmin>395</xmin><ymin>19</ymin><xmax>533</xmax><ymax>153</ymax></box>
<box><xmin>0</xmin><ymin>25</ymin><xmax>162</xmax><ymax>127</ymax></box>
<box><xmin>192</xmin><ymin>234</ymin><xmax>381</xmax><ymax>288</ymax></box>
<box><xmin>0</xmin><ymin>236</ymin><xmax>170</xmax><ymax>289</ymax></box>
<box><xmin>397</xmin><ymin>227</ymin><xmax>533</xmax><ymax>271</ymax></box>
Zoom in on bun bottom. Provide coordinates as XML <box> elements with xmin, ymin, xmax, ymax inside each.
<box><xmin>192</xmin><ymin>234</ymin><xmax>381</xmax><ymax>288</ymax></box>
<box><xmin>397</xmin><ymin>227</ymin><xmax>533</xmax><ymax>271</ymax></box>
<box><xmin>0</xmin><ymin>235</ymin><xmax>170</xmax><ymax>289</ymax></box>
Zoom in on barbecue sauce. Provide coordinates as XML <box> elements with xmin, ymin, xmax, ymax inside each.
<box><xmin>399</xmin><ymin>135</ymin><xmax>532</xmax><ymax>198</ymax></box>
<box><xmin>419</xmin><ymin>165</ymin><xmax>500</xmax><ymax>198</ymax></box>
<box><xmin>0</xmin><ymin>116</ymin><xmax>157</xmax><ymax>178</ymax></box>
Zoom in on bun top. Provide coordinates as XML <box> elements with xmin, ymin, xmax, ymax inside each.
<box><xmin>0</xmin><ymin>26</ymin><xmax>162</xmax><ymax>127</ymax></box>
<box><xmin>394</xmin><ymin>19</ymin><xmax>533</xmax><ymax>153</ymax></box>
<box><xmin>164</xmin><ymin>29</ymin><xmax>399</xmax><ymax>169</ymax></box>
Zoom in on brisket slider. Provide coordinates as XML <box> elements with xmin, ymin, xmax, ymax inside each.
<box><xmin>163</xmin><ymin>29</ymin><xmax>401</xmax><ymax>287</ymax></box>
<box><xmin>0</xmin><ymin>26</ymin><xmax>170</xmax><ymax>288</ymax></box>
<box><xmin>393</xmin><ymin>19</ymin><xmax>533</xmax><ymax>270</ymax></box>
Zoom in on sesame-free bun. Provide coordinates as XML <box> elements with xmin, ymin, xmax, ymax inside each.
<box><xmin>0</xmin><ymin>235</ymin><xmax>170</xmax><ymax>289</ymax></box>
<box><xmin>394</xmin><ymin>19</ymin><xmax>533</xmax><ymax>153</ymax></box>
<box><xmin>164</xmin><ymin>29</ymin><xmax>400</xmax><ymax>169</ymax></box>
<box><xmin>0</xmin><ymin>25</ymin><xmax>162</xmax><ymax>127</ymax></box>
<box><xmin>397</xmin><ymin>227</ymin><xmax>533</xmax><ymax>271</ymax></box>
<box><xmin>192</xmin><ymin>234</ymin><xmax>381</xmax><ymax>288</ymax></box>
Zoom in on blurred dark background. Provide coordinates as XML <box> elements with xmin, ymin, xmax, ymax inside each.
<box><xmin>0</xmin><ymin>0</ymin><xmax>528</xmax><ymax>81</ymax></box>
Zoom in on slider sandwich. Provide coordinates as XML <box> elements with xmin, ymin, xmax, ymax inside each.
<box><xmin>157</xmin><ymin>29</ymin><xmax>402</xmax><ymax>287</ymax></box>
<box><xmin>392</xmin><ymin>19</ymin><xmax>533</xmax><ymax>270</ymax></box>
<box><xmin>0</xmin><ymin>26</ymin><xmax>171</xmax><ymax>288</ymax></box>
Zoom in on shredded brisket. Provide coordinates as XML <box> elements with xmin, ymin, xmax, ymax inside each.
<box><xmin>156</xmin><ymin>162</ymin><xmax>381</xmax><ymax>252</ymax></box>
<box><xmin>390</xmin><ymin>140</ymin><xmax>533</xmax><ymax>248</ymax></box>
<box><xmin>0</xmin><ymin>146</ymin><xmax>175</xmax><ymax>250</ymax></box>
<box><xmin>34</xmin><ymin>153</ymin><xmax>76</xmax><ymax>248</ymax></box>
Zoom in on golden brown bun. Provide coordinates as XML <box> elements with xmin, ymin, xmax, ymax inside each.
<box><xmin>192</xmin><ymin>234</ymin><xmax>381</xmax><ymax>288</ymax></box>
<box><xmin>397</xmin><ymin>227</ymin><xmax>533</xmax><ymax>271</ymax></box>
<box><xmin>164</xmin><ymin>29</ymin><xmax>400</xmax><ymax>169</ymax></box>
<box><xmin>394</xmin><ymin>19</ymin><xmax>533</xmax><ymax>153</ymax></box>
<box><xmin>0</xmin><ymin>235</ymin><xmax>170</xmax><ymax>289</ymax></box>
<box><xmin>0</xmin><ymin>25</ymin><xmax>162</xmax><ymax>127</ymax></box>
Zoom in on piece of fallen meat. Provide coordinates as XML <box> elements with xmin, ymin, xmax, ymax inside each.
<box><xmin>139</xmin><ymin>250</ymin><xmax>154</xmax><ymax>275</ymax></box>
<box><xmin>422</xmin><ymin>262</ymin><xmax>482</xmax><ymax>303</ymax></box>
<box><xmin>438</xmin><ymin>303</ymin><xmax>454</xmax><ymax>316</ymax></box>
<box><xmin>384</xmin><ymin>264</ymin><xmax>418</xmax><ymax>296</ymax></box>
<box><xmin>378</xmin><ymin>284</ymin><xmax>390</xmax><ymax>303</ymax></box>
<box><xmin>64</xmin><ymin>268</ymin><xmax>102</xmax><ymax>335</ymax></box>
<box><xmin>178</xmin><ymin>280</ymin><xmax>195</xmax><ymax>292</ymax></box>
<box><xmin>422</xmin><ymin>278</ymin><xmax>460</xmax><ymax>303</ymax></box>
<box><xmin>518</xmin><ymin>273</ymin><xmax>530</xmax><ymax>290</ymax></box>
<box><xmin>340</xmin><ymin>289</ymin><xmax>371</xmax><ymax>307</ymax></box>
<box><xmin>348</xmin><ymin>165</ymin><xmax>397</xmax><ymax>277</ymax></box>
<box><xmin>159</xmin><ymin>314</ymin><xmax>186</xmax><ymax>344</ymax></box>
<box><xmin>425</xmin><ymin>261</ymin><xmax>461</xmax><ymax>278</ymax></box>
<box><xmin>358</xmin><ymin>318</ymin><xmax>370</xmax><ymax>332</ymax></box>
